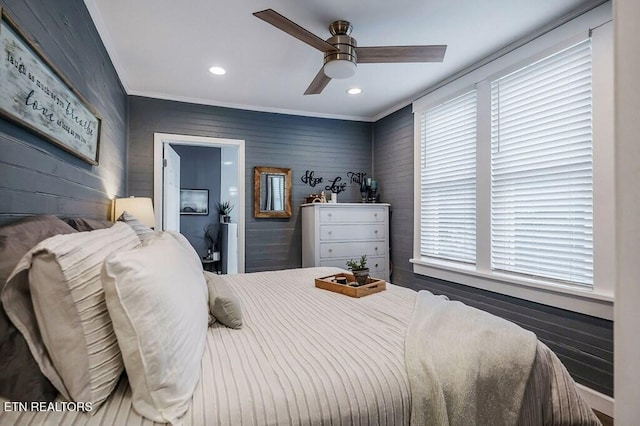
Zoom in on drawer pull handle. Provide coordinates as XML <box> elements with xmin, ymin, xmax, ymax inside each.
<box><xmin>374</xmin><ymin>230</ymin><xmax>378</xmax><ymax>234</ymax></box>
<box><xmin>374</xmin><ymin>213</ymin><xmax>378</xmax><ymax>217</ymax></box>
<box><xmin>328</xmin><ymin>231</ymin><xmax>332</xmax><ymax>235</ymax></box>
<box><xmin>328</xmin><ymin>249</ymin><xmax>333</xmax><ymax>253</ymax></box>
<box><xmin>375</xmin><ymin>263</ymin><xmax>379</xmax><ymax>268</ymax></box>
<box><xmin>375</xmin><ymin>247</ymin><xmax>378</xmax><ymax>251</ymax></box>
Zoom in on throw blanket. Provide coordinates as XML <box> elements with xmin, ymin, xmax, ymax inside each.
<box><xmin>405</xmin><ymin>290</ymin><xmax>538</xmax><ymax>426</ymax></box>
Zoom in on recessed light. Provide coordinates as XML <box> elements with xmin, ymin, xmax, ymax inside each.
<box><xmin>209</xmin><ymin>66</ymin><xmax>226</xmax><ymax>75</ymax></box>
<box><xmin>347</xmin><ymin>87</ymin><xmax>362</xmax><ymax>95</ymax></box>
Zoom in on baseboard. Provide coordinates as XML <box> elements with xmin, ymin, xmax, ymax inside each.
<box><xmin>576</xmin><ymin>383</ymin><xmax>614</xmax><ymax>418</ymax></box>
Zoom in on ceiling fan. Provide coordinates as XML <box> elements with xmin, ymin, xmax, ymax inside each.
<box><xmin>253</xmin><ymin>9</ymin><xmax>447</xmax><ymax>95</ymax></box>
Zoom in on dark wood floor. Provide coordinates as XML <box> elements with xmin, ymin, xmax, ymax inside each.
<box><xmin>594</xmin><ymin>409</ymin><xmax>613</xmax><ymax>426</ymax></box>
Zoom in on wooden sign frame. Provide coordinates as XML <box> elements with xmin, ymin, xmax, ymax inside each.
<box><xmin>0</xmin><ymin>7</ymin><xmax>101</xmax><ymax>164</ymax></box>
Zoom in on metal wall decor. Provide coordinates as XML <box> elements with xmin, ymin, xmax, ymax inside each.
<box><xmin>347</xmin><ymin>171</ymin><xmax>367</xmax><ymax>185</ymax></box>
<box><xmin>301</xmin><ymin>170</ymin><xmax>367</xmax><ymax>192</ymax></box>
<box><xmin>301</xmin><ymin>169</ymin><xmax>371</xmax><ymax>198</ymax></box>
<box><xmin>324</xmin><ymin>176</ymin><xmax>347</xmax><ymax>194</ymax></box>
<box><xmin>0</xmin><ymin>8</ymin><xmax>101</xmax><ymax>164</ymax></box>
<box><xmin>300</xmin><ymin>170</ymin><xmax>323</xmax><ymax>187</ymax></box>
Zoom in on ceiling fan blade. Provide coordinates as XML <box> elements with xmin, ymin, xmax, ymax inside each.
<box><xmin>357</xmin><ymin>45</ymin><xmax>447</xmax><ymax>63</ymax></box>
<box><xmin>304</xmin><ymin>67</ymin><xmax>332</xmax><ymax>95</ymax></box>
<box><xmin>253</xmin><ymin>9</ymin><xmax>338</xmax><ymax>53</ymax></box>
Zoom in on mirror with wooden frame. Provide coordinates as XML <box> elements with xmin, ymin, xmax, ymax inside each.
<box><xmin>253</xmin><ymin>167</ymin><xmax>292</xmax><ymax>218</ymax></box>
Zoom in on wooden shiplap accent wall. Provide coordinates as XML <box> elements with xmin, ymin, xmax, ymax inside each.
<box><xmin>128</xmin><ymin>96</ymin><xmax>372</xmax><ymax>272</ymax></box>
<box><xmin>0</xmin><ymin>0</ymin><xmax>127</xmax><ymax>223</ymax></box>
<box><xmin>373</xmin><ymin>105</ymin><xmax>613</xmax><ymax>397</ymax></box>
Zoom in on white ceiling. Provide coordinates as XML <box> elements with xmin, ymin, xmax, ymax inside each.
<box><xmin>84</xmin><ymin>0</ymin><xmax>600</xmax><ymax>121</ymax></box>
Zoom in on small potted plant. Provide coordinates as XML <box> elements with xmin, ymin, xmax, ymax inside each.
<box><xmin>346</xmin><ymin>255</ymin><xmax>369</xmax><ymax>286</ymax></box>
<box><xmin>217</xmin><ymin>201</ymin><xmax>234</xmax><ymax>223</ymax></box>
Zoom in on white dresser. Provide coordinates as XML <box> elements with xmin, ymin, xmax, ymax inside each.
<box><xmin>301</xmin><ymin>203</ymin><xmax>390</xmax><ymax>282</ymax></box>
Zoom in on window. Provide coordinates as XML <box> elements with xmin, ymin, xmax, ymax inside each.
<box><xmin>419</xmin><ymin>91</ymin><xmax>477</xmax><ymax>264</ymax></box>
<box><xmin>416</xmin><ymin>40</ymin><xmax>593</xmax><ymax>288</ymax></box>
<box><xmin>411</xmin><ymin>15</ymin><xmax>614</xmax><ymax>318</ymax></box>
<box><xmin>490</xmin><ymin>40</ymin><xmax>593</xmax><ymax>286</ymax></box>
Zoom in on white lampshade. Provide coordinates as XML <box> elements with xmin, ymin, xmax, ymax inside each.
<box><xmin>323</xmin><ymin>59</ymin><xmax>357</xmax><ymax>79</ymax></box>
<box><xmin>112</xmin><ymin>197</ymin><xmax>155</xmax><ymax>228</ymax></box>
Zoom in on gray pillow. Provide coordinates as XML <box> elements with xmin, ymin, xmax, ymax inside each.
<box><xmin>62</xmin><ymin>217</ymin><xmax>113</xmax><ymax>232</ymax></box>
<box><xmin>0</xmin><ymin>215</ymin><xmax>76</xmax><ymax>402</ymax></box>
<box><xmin>5</xmin><ymin>223</ymin><xmax>141</xmax><ymax>408</ymax></box>
<box><xmin>117</xmin><ymin>211</ymin><xmax>155</xmax><ymax>242</ymax></box>
<box><xmin>205</xmin><ymin>274</ymin><xmax>243</xmax><ymax>329</ymax></box>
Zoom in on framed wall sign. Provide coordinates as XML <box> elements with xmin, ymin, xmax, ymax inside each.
<box><xmin>180</xmin><ymin>189</ymin><xmax>209</xmax><ymax>215</ymax></box>
<box><xmin>0</xmin><ymin>7</ymin><xmax>101</xmax><ymax>164</ymax></box>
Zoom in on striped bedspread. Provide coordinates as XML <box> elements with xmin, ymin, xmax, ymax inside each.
<box><xmin>0</xmin><ymin>267</ymin><xmax>416</xmax><ymax>425</ymax></box>
<box><xmin>0</xmin><ymin>266</ymin><xmax>599</xmax><ymax>425</ymax></box>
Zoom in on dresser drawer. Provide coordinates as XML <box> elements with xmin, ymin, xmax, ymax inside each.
<box><xmin>365</xmin><ymin>257</ymin><xmax>387</xmax><ymax>275</ymax></box>
<box><xmin>319</xmin><ymin>206</ymin><xmax>386</xmax><ymax>224</ymax></box>
<box><xmin>320</xmin><ymin>241</ymin><xmax>387</xmax><ymax>259</ymax></box>
<box><xmin>320</xmin><ymin>256</ymin><xmax>387</xmax><ymax>276</ymax></box>
<box><xmin>320</xmin><ymin>224</ymin><xmax>385</xmax><ymax>241</ymax></box>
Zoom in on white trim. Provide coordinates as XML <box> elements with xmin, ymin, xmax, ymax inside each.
<box><xmin>153</xmin><ymin>133</ymin><xmax>246</xmax><ymax>273</ymax></box>
<box><xmin>482</xmin><ymin>32</ymin><xmax>590</xmax><ymax>86</ymax></box>
<box><xmin>613</xmin><ymin>1</ymin><xmax>640</xmax><ymax>422</ymax></box>
<box><xmin>411</xmin><ymin>5</ymin><xmax>614</xmax><ymax>318</ymax></box>
<box><xmin>129</xmin><ymin>90</ymin><xmax>373</xmax><ymax>123</ymax></box>
<box><xmin>475</xmin><ymin>81</ymin><xmax>492</xmax><ymax>271</ymax></box>
<box><xmin>590</xmin><ymin>20</ymin><xmax>616</xmax><ymax>298</ymax></box>
<box><xmin>412</xmin><ymin>114</ymin><xmax>423</xmax><ymax>262</ymax></box>
<box><xmin>411</xmin><ymin>259</ymin><xmax>613</xmax><ymax>319</ymax></box>
<box><xmin>576</xmin><ymin>383</ymin><xmax>614</xmax><ymax>418</ymax></box>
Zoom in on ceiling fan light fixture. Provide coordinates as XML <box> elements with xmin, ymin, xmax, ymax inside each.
<box><xmin>347</xmin><ymin>87</ymin><xmax>362</xmax><ymax>95</ymax></box>
<box><xmin>209</xmin><ymin>66</ymin><xmax>226</xmax><ymax>75</ymax></box>
<box><xmin>323</xmin><ymin>59</ymin><xmax>356</xmax><ymax>79</ymax></box>
<box><xmin>253</xmin><ymin>9</ymin><xmax>446</xmax><ymax>95</ymax></box>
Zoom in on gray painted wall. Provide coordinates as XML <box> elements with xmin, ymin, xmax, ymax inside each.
<box><xmin>128</xmin><ymin>96</ymin><xmax>372</xmax><ymax>272</ymax></box>
<box><xmin>373</xmin><ymin>105</ymin><xmax>613</xmax><ymax>396</ymax></box>
<box><xmin>172</xmin><ymin>144</ymin><xmax>221</xmax><ymax>257</ymax></box>
<box><xmin>0</xmin><ymin>0</ymin><xmax>127</xmax><ymax>223</ymax></box>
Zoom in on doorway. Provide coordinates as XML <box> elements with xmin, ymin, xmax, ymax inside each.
<box><xmin>153</xmin><ymin>133</ymin><xmax>245</xmax><ymax>273</ymax></box>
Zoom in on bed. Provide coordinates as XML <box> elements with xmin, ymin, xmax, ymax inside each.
<box><xmin>0</xmin><ymin>216</ymin><xmax>600</xmax><ymax>425</ymax></box>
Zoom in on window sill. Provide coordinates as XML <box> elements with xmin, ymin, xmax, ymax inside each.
<box><xmin>410</xmin><ymin>257</ymin><xmax>613</xmax><ymax>320</ymax></box>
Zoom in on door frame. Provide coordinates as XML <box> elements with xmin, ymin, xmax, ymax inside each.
<box><xmin>162</xmin><ymin>143</ymin><xmax>181</xmax><ymax>232</ymax></box>
<box><xmin>153</xmin><ymin>133</ymin><xmax>246</xmax><ymax>272</ymax></box>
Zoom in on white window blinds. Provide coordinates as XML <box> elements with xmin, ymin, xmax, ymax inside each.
<box><xmin>420</xmin><ymin>91</ymin><xmax>477</xmax><ymax>263</ymax></box>
<box><xmin>490</xmin><ymin>39</ymin><xmax>593</xmax><ymax>286</ymax></box>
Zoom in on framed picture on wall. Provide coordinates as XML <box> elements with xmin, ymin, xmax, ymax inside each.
<box><xmin>0</xmin><ymin>7</ymin><xmax>101</xmax><ymax>165</ymax></box>
<box><xmin>180</xmin><ymin>189</ymin><xmax>209</xmax><ymax>215</ymax></box>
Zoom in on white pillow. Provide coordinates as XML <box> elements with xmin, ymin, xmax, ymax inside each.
<box><xmin>138</xmin><ymin>230</ymin><xmax>202</xmax><ymax>269</ymax></box>
<box><xmin>101</xmin><ymin>233</ymin><xmax>209</xmax><ymax>423</ymax></box>
<box><xmin>165</xmin><ymin>230</ymin><xmax>203</xmax><ymax>272</ymax></box>
<box><xmin>3</xmin><ymin>222</ymin><xmax>140</xmax><ymax>408</ymax></box>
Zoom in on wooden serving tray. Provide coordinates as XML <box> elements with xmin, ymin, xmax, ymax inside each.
<box><xmin>315</xmin><ymin>273</ymin><xmax>386</xmax><ymax>298</ymax></box>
